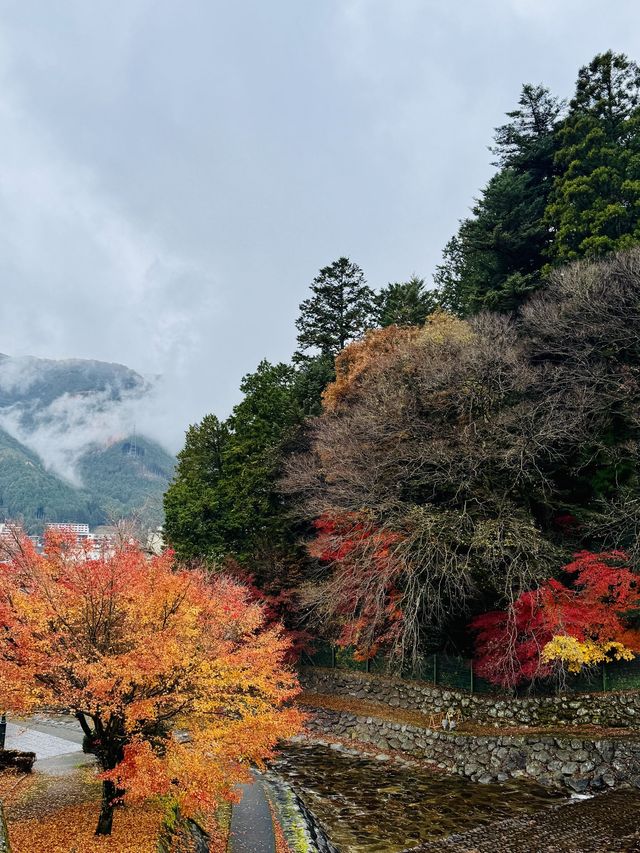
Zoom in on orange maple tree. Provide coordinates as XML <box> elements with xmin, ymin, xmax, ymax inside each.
<box><xmin>321</xmin><ymin>325</ymin><xmax>418</xmax><ymax>411</ymax></box>
<box><xmin>0</xmin><ymin>531</ymin><xmax>303</xmax><ymax>836</ymax></box>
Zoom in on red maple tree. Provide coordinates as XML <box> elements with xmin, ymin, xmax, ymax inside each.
<box><xmin>472</xmin><ymin>551</ymin><xmax>640</xmax><ymax>687</ymax></box>
<box><xmin>307</xmin><ymin>512</ymin><xmax>405</xmax><ymax>658</ymax></box>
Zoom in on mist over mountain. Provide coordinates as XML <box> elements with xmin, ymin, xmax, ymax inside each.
<box><xmin>0</xmin><ymin>354</ymin><xmax>175</xmax><ymax>531</ymax></box>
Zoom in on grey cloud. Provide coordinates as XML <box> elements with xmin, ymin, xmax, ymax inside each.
<box><xmin>0</xmin><ymin>0</ymin><xmax>637</xmax><ymax>453</ymax></box>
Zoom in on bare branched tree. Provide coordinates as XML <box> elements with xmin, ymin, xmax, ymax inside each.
<box><xmin>283</xmin><ymin>250</ymin><xmax>640</xmax><ymax>665</ymax></box>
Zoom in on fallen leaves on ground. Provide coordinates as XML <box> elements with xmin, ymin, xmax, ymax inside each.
<box><xmin>0</xmin><ymin>767</ymin><xmax>234</xmax><ymax>853</ymax></box>
<box><xmin>1</xmin><ymin>763</ymin><xmax>100</xmax><ymax>824</ymax></box>
<box><xmin>0</xmin><ymin>770</ymin><xmax>36</xmax><ymax>811</ymax></box>
<box><xmin>298</xmin><ymin>692</ymin><xmax>639</xmax><ymax>739</ymax></box>
<box><xmin>297</xmin><ymin>691</ymin><xmax>445</xmax><ymax>728</ymax></box>
<box><xmin>7</xmin><ymin>800</ymin><xmax>164</xmax><ymax>853</ymax></box>
<box><xmin>1</xmin><ymin>767</ymin><xmax>163</xmax><ymax>853</ymax></box>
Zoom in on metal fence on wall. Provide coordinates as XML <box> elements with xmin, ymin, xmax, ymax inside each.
<box><xmin>301</xmin><ymin>641</ymin><xmax>640</xmax><ymax>695</ymax></box>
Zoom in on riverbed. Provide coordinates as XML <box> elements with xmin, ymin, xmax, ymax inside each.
<box><xmin>271</xmin><ymin>742</ymin><xmax>566</xmax><ymax>852</ymax></box>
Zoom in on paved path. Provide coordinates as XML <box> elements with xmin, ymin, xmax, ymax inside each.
<box><xmin>228</xmin><ymin>776</ymin><xmax>276</xmax><ymax>853</ymax></box>
<box><xmin>6</xmin><ymin>721</ymin><xmax>83</xmax><ymax>759</ymax></box>
<box><xmin>5</xmin><ymin>715</ymin><xmax>94</xmax><ymax>775</ymax></box>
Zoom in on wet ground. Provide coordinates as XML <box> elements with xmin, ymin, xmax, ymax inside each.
<box><xmin>229</xmin><ymin>776</ymin><xmax>276</xmax><ymax>853</ymax></box>
<box><xmin>271</xmin><ymin>742</ymin><xmax>566</xmax><ymax>853</ymax></box>
<box><xmin>4</xmin><ymin>716</ymin><xmax>93</xmax><ymax>778</ymax></box>
<box><xmin>409</xmin><ymin>787</ymin><xmax>640</xmax><ymax>853</ymax></box>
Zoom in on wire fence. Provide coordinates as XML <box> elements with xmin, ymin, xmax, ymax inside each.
<box><xmin>301</xmin><ymin>641</ymin><xmax>640</xmax><ymax>695</ymax></box>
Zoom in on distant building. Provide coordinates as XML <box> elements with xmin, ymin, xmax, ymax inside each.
<box><xmin>45</xmin><ymin>522</ymin><xmax>115</xmax><ymax>559</ymax></box>
<box><xmin>0</xmin><ymin>521</ymin><xmax>24</xmax><ymax>541</ymax></box>
<box><xmin>46</xmin><ymin>523</ymin><xmax>90</xmax><ymax>536</ymax></box>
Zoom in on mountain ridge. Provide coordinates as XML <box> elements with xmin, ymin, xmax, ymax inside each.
<box><xmin>0</xmin><ymin>354</ymin><xmax>175</xmax><ymax>532</ymax></box>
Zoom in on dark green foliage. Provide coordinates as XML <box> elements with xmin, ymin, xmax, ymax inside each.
<box><xmin>293</xmin><ymin>354</ymin><xmax>336</xmax><ymax>416</ymax></box>
<box><xmin>374</xmin><ymin>276</ymin><xmax>436</xmax><ymax>327</ymax></box>
<box><xmin>432</xmin><ymin>236</ymin><xmax>467</xmax><ymax>316</ymax></box>
<box><xmin>163</xmin><ymin>415</ymin><xmax>230</xmax><ymax>562</ymax></box>
<box><xmin>78</xmin><ymin>436</ymin><xmax>174</xmax><ymax>529</ymax></box>
<box><xmin>295</xmin><ymin>257</ymin><xmax>375</xmax><ymax>359</ymax></box>
<box><xmin>222</xmin><ymin>361</ymin><xmax>303</xmax><ymax>560</ymax></box>
<box><xmin>0</xmin><ymin>427</ymin><xmax>101</xmax><ymax>530</ymax></box>
<box><xmin>164</xmin><ymin>361</ymin><xmax>304</xmax><ymax>572</ymax></box>
<box><xmin>435</xmin><ymin>84</ymin><xmax>562</xmax><ymax>315</ymax></box>
<box><xmin>438</xmin><ymin>52</ymin><xmax>640</xmax><ymax>315</ymax></box>
<box><xmin>546</xmin><ymin>51</ymin><xmax>640</xmax><ymax>264</ymax></box>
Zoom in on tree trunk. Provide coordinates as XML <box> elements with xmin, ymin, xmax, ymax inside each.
<box><xmin>95</xmin><ymin>779</ymin><xmax>116</xmax><ymax>836</ymax></box>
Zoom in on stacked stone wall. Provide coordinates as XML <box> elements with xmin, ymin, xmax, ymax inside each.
<box><xmin>305</xmin><ymin>707</ymin><xmax>640</xmax><ymax>792</ymax></box>
<box><xmin>301</xmin><ymin>667</ymin><xmax>640</xmax><ymax>728</ymax></box>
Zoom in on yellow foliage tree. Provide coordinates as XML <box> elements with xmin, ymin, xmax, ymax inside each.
<box><xmin>322</xmin><ymin>325</ymin><xmax>418</xmax><ymax>411</ymax></box>
<box><xmin>541</xmin><ymin>635</ymin><xmax>635</xmax><ymax>674</ymax></box>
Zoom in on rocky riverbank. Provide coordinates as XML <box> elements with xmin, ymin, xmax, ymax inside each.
<box><xmin>303</xmin><ymin>702</ymin><xmax>640</xmax><ymax>791</ymax></box>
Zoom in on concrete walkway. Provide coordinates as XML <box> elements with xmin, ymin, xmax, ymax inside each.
<box><xmin>229</xmin><ymin>776</ymin><xmax>276</xmax><ymax>853</ymax></box>
<box><xmin>5</xmin><ymin>715</ymin><xmax>94</xmax><ymax>775</ymax></box>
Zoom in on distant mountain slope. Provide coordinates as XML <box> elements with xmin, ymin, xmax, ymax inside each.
<box><xmin>0</xmin><ymin>427</ymin><xmax>101</xmax><ymax>528</ymax></box>
<box><xmin>0</xmin><ymin>353</ymin><xmax>147</xmax><ymax>415</ymax></box>
<box><xmin>0</xmin><ymin>354</ymin><xmax>175</xmax><ymax>532</ymax></box>
<box><xmin>78</xmin><ymin>436</ymin><xmax>175</xmax><ymax>529</ymax></box>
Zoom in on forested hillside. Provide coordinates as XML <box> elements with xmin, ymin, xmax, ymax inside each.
<box><xmin>0</xmin><ymin>426</ymin><xmax>101</xmax><ymax>527</ymax></box>
<box><xmin>79</xmin><ymin>436</ymin><xmax>174</xmax><ymax>528</ymax></box>
<box><xmin>164</xmin><ymin>50</ymin><xmax>640</xmax><ymax>688</ymax></box>
<box><xmin>0</xmin><ymin>354</ymin><xmax>174</xmax><ymax>531</ymax></box>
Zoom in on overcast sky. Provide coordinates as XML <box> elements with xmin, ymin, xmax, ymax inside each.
<box><xmin>0</xmin><ymin>1</ymin><xmax>638</xmax><ymax>450</ymax></box>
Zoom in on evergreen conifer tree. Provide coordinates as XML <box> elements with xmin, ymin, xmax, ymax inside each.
<box><xmin>545</xmin><ymin>51</ymin><xmax>640</xmax><ymax>264</ymax></box>
<box><xmin>294</xmin><ymin>257</ymin><xmax>375</xmax><ymax>359</ymax></box>
<box><xmin>434</xmin><ymin>84</ymin><xmax>562</xmax><ymax>315</ymax></box>
<box><xmin>164</xmin><ymin>361</ymin><xmax>303</xmax><ymax>570</ymax></box>
<box><xmin>375</xmin><ymin>275</ymin><xmax>436</xmax><ymax>326</ymax></box>
<box><xmin>163</xmin><ymin>414</ymin><xmax>230</xmax><ymax>562</ymax></box>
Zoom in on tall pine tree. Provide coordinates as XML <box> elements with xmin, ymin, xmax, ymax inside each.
<box><xmin>295</xmin><ymin>257</ymin><xmax>375</xmax><ymax>359</ymax></box>
<box><xmin>434</xmin><ymin>84</ymin><xmax>562</xmax><ymax>315</ymax></box>
<box><xmin>545</xmin><ymin>51</ymin><xmax>640</xmax><ymax>264</ymax></box>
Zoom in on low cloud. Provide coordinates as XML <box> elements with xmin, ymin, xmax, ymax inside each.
<box><xmin>0</xmin><ymin>25</ymin><xmax>220</xmax><ymax>456</ymax></box>
<box><xmin>0</xmin><ymin>355</ymin><xmax>160</xmax><ymax>484</ymax></box>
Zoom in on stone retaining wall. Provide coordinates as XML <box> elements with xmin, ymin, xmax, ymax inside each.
<box><xmin>301</xmin><ymin>667</ymin><xmax>640</xmax><ymax>728</ymax></box>
<box><xmin>305</xmin><ymin>707</ymin><xmax>640</xmax><ymax>792</ymax></box>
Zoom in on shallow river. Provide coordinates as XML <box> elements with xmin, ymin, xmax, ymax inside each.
<box><xmin>271</xmin><ymin>742</ymin><xmax>566</xmax><ymax>853</ymax></box>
